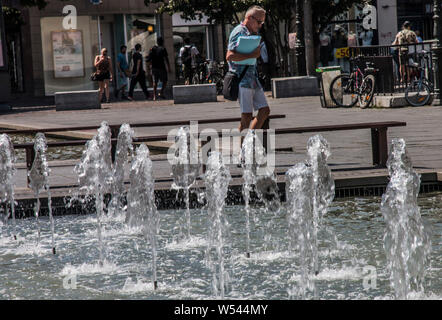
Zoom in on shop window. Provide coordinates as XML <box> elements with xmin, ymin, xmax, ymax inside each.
<box><xmin>125</xmin><ymin>14</ymin><xmax>157</xmax><ymax>73</ymax></box>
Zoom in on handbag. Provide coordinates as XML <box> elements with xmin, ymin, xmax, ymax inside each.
<box><xmin>223</xmin><ymin>66</ymin><xmax>249</xmax><ymax>101</ymax></box>
<box><xmin>90</xmin><ymin>72</ymin><xmax>98</xmax><ymax>81</ymax></box>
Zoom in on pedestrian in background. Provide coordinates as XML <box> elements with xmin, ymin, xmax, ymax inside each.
<box><xmin>128</xmin><ymin>43</ymin><xmax>150</xmax><ymax>101</ymax></box>
<box><xmin>146</xmin><ymin>36</ymin><xmax>170</xmax><ymax>100</ymax></box>
<box><xmin>115</xmin><ymin>45</ymin><xmax>130</xmax><ymax>100</ymax></box>
<box><xmin>180</xmin><ymin>38</ymin><xmax>200</xmax><ymax>85</ymax></box>
<box><xmin>392</xmin><ymin>21</ymin><xmax>418</xmax><ymax>83</ymax></box>
<box><xmin>94</xmin><ymin>48</ymin><xmax>113</xmax><ymax>103</ymax></box>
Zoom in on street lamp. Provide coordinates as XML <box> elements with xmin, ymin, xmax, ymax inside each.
<box><xmin>295</xmin><ymin>0</ymin><xmax>306</xmax><ymax>76</ymax></box>
<box><xmin>432</xmin><ymin>0</ymin><xmax>442</xmax><ymax>105</ymax></box>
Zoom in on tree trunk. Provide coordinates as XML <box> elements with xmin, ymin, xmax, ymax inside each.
<box><xmin>303</xmin><ymin>0</ymin><xmax>315</xmax><ymax>76</ymax></box>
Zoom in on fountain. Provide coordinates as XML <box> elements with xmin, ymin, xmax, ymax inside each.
<box><xmin>110</xmin><ymin>124</ymin><xmax>134</xmax><ymax>216</ymax></box>
<box><xmin>204</xmin><ymin>151</ymin><xmax>231</xmax><ymax>299</ymax></box>
<box><xmin>285</xmin><ymin>135</ymin><xmax>335</xmax><ymax>298</ymax></box>
<box><xmin>28</xmin><ymin>133</ymin><xmax>56</xmax><ymax>254</ymax></box>
<box><xmin>306</xmin><ymin>134</ymin><xmax>335</xmax><ymax>275</ymax></box>
<box><xmin>286</xmin><ymin>163</ymin><xmax>315</xmax><ymax>298</ymax></box>
<box><xmin>381</xmin><ymin>138</ymin><xmax>432</xmax><ymax>299</ymax></box>
<box><xmin>0</xmin><ymin>124</ymin><xmax>440</xmax><ymax>300</ymax></box>
<box><xmin>74</xmin><ymin>121</ymin><xmax>113</xmax><ymax>265</ymax></box>
<box><xmin>0</xmin><ymin>134</ymin><xmax>17</xmax><ymax>240</ymax></box>
<box><xmin>126</xmin><ymin>144</ymin><xmax>159</xmax><ymax>290</ymax></box>
<box><xmin>171</xmin><ymin>126</ymin><xmax>200</xmax><ymax>239</ymax></box>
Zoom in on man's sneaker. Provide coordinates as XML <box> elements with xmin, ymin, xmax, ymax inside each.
<box><xmin>121</xmin><ymin>95</ymin><xmax>129</xmax><ymax>101</ymax></box>
<box><xmin>127</xmin><ymin>96</ymin><xmax>134</xmax><ymax>101</ymax></box>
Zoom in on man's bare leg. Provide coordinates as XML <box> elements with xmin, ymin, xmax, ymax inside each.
<box><xmin>250</xmin><ymin>107</ymin><xmax>270</xmax><ymax>129</ymax></box>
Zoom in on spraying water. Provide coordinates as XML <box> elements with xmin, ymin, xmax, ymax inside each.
<box><xmin>205</xmin><ymin>152</ymin><xmax>231</xmax><ymax>298</ymax></box>
<box><xmin>171</xmin><ymin>126</ymin><xmax>200</xmax><ymax>238</ymax></box>
<box><xmin>241</xmin><ymin>130</ymin><xmax>256</xmax><ymax>258</ymax></box>
<box><xmin>381</xmin><ymin>138</ymin><xmax>432</xmax><ymax>299</ymax></box>
<box><xmin>286</xmin><ymin>163</ymin><xmax>315</xmax><ymax>298</ymax></box>
<box><xmin>28</xmin><ymin>133</ymin><xmax>56</xmax><ymax>254</ymax></box>
<box><xmin>74</xmin><ymin>121</ymin><xmax>113</xmax><ymax>264</ymax></box>
<box><xmin>126</xmin><ymin>144</ymin><xmax>159</xmax><ymax>289</ymax></box>
<box><xmin>0</xmin><ymin>134</ymin><xmax>17</xmax><ymax>240</ymax></box>
<box><xmin>110</xmin><ymin>124</ymin><xmax>134</xmax><ymax>216</ymax></box>
<box><xmin>241</xmin><ymin>130</ymin><xmax>280</xmax><ymax>256</ymax></box>
<box><xmin>307</xmin><ymin>135</ymin><xmax>335</xmax><ymax>274</ymax></box>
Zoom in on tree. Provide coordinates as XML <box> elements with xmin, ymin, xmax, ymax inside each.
<box><xmin>143</xmin><ymin>0</ymin><xmax>367</xmax><ymax>76</ymax></box>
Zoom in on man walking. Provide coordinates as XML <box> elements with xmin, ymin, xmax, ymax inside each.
<box><xmin>146</xmin><ymin>37</ymin><xmax>170</xmax><ymax>100</ymax></box>
<box><xmin>180</xmin><ymin>38</ymin><xmax>200</xmax><ymax>85</ymax></box>
<box><xmin>115</xmin><ymin>45</ymin><xmax>130</xmax><ymax>100</ymax></box>
<box><xmin>226</xmin><ymin>5</ymin><xmax>270</xmax><ymax>134</ymax></box>
<box><xmin>128</xmin><ymin>43</ymin><xmax>150</xmax><ymax>101</ymax></box>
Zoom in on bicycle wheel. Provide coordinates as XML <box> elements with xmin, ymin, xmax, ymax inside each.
<box><xmin>405</xmin><ymin>80</ymin><xmax>431</xmax><ymax>107</ymax></box>
<box><xmin>208</xmin><ymin>73</ymin><xmax>223</xmax><ymax>94</ymax></box>
<box><xmin>329</xmin><ymin>74</ymin><xmax>359</xmax><ymax>108</ymax></box>
<box><xmin>359</xmin><ymin>74</ymin><xmax>376</xmax><ymax>109</ymax></box>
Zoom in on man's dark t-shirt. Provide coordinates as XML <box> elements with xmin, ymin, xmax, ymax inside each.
<box><xmin>147</xmin><ymin>46</ymin><xmax>168</xmax><ymax>70</ymax></box>
<box><xmin>132</xmin><ymin>51</ymin><xmax>144</xmax><ymax>74</ymax></box>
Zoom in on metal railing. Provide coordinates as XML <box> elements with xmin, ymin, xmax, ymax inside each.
<box><xmin>349</xmin><ymin>40</ymin><xmax>436</xmax><ymax>95</ymax></box>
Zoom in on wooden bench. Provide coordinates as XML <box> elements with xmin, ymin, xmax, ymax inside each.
<box><xmin>272</xmin><ymin>121</ymin><xmax>407</xmax><ymax>167</ymax></box>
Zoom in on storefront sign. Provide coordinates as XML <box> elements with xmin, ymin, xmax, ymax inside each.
<box><xmin>335</xmin><ymin>47</ymin><xmax>350</xmax><ymax>59</ymax></box>
<box><xmin>51</xmin><ymin>30</ymin><xmax>84</xmax><ymax>78</ymax></box>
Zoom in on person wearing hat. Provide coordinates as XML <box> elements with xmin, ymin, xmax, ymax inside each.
<box><xmin>392</xmin><ymin>21</ymin><xmax>418</xmax><ymax>83</ymax></box>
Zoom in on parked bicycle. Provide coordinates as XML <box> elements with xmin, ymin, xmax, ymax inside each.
<box><xmin>191</xmin><ymin>60</ymin><xmax>224</xmax><ymax>95</ymax></box>
<box><xmin>405</xmin><ymin>50</ymin><xmax>433</xmax><ymax>107</ymax></box>
<box><xmin>329</xmin><ymin>59</ymin><xmax>378</xmax><ymax>108</ymax></box>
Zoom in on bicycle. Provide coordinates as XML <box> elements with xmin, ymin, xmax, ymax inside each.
<box><xmin>329</xmin><ymin>59</ymin><xmax>378</xmax><ymax>108</ymax></box>
<box><xmin>191</xmin><ymin>60</ymin><xmax>224</xmax><ymax>95</ymax></box>
<box><xmin>405</xmin><ymin>50</ymin><xmax>433</xmax><ymax>107</ymax></box>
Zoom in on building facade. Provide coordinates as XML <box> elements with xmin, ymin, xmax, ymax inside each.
<box><xmin>3</xmin><ymin>0</ymin><xmax>223</xmax><ymax>97</ymax></box>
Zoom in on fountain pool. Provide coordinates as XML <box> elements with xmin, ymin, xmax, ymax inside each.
<box><xmin>0</xmin><ymin>194</ymin><xmax>440</xmax><ymax>300</ymax></box>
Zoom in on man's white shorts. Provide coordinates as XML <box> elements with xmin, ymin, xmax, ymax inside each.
<box><xmin>238</xmin><ymin>87</ymin><xmax>268</xmax><ymax>114</ymax></box>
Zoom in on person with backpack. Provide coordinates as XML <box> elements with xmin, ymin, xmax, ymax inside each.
<box><xmin>392</xmin><ymin>21</ymin><xmax>418</xmax><ymax>83</ymax></box>
<box><xmin>146</xmin><ymin>37</ymin><xmax>170</xmax><ymax>100</ymax></box>
<box><xmin>180</xmin><ymin>38</ymin><xmax>200</xmax><ymax>85</ymax></box>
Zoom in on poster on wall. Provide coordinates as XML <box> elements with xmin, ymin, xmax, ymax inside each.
<box><xmin>51</xmin><ymin>30</ymin><xmax>85</xmax><ymax>78</ymax></box>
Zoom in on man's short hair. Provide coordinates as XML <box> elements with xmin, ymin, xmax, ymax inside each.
<box><xmin>135</xmin><ymin>43</ymin><xmax>141</xmax><ymax>51</ymax></box>
<box><xmin>245</xmin><ymin>5</ymin><xmax>266</xmax><ymax>18</ymax></box>
<box><xmin>157</xmin><ymin>36</ymin><xmax>164</xmax><ymax>46</ymax></box>
<box><xmin>184</xmin><ymin>37</ymin><xmax>191</xmax><ymax>45</ymax></box>
<box><xmin>120</xmin><ymin>45</ymin><xmax>127</xmax><ymax>51</ymax></box>
<box><xmin>403</xmin><ymin>21</ymin><xmax>411</xmax><ymax>29</ymax></box>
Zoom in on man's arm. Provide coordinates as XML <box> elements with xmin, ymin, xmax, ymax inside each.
<box><xmin>226</xmin><ymin>47</ymin><xmax>261</xmax><ymax>62</ymax></box>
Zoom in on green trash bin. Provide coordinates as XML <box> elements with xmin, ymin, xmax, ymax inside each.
<box><xmin>316</xmin><ymin>66</ymin><xmax>341</xmax><ymax>108</ymax></box>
